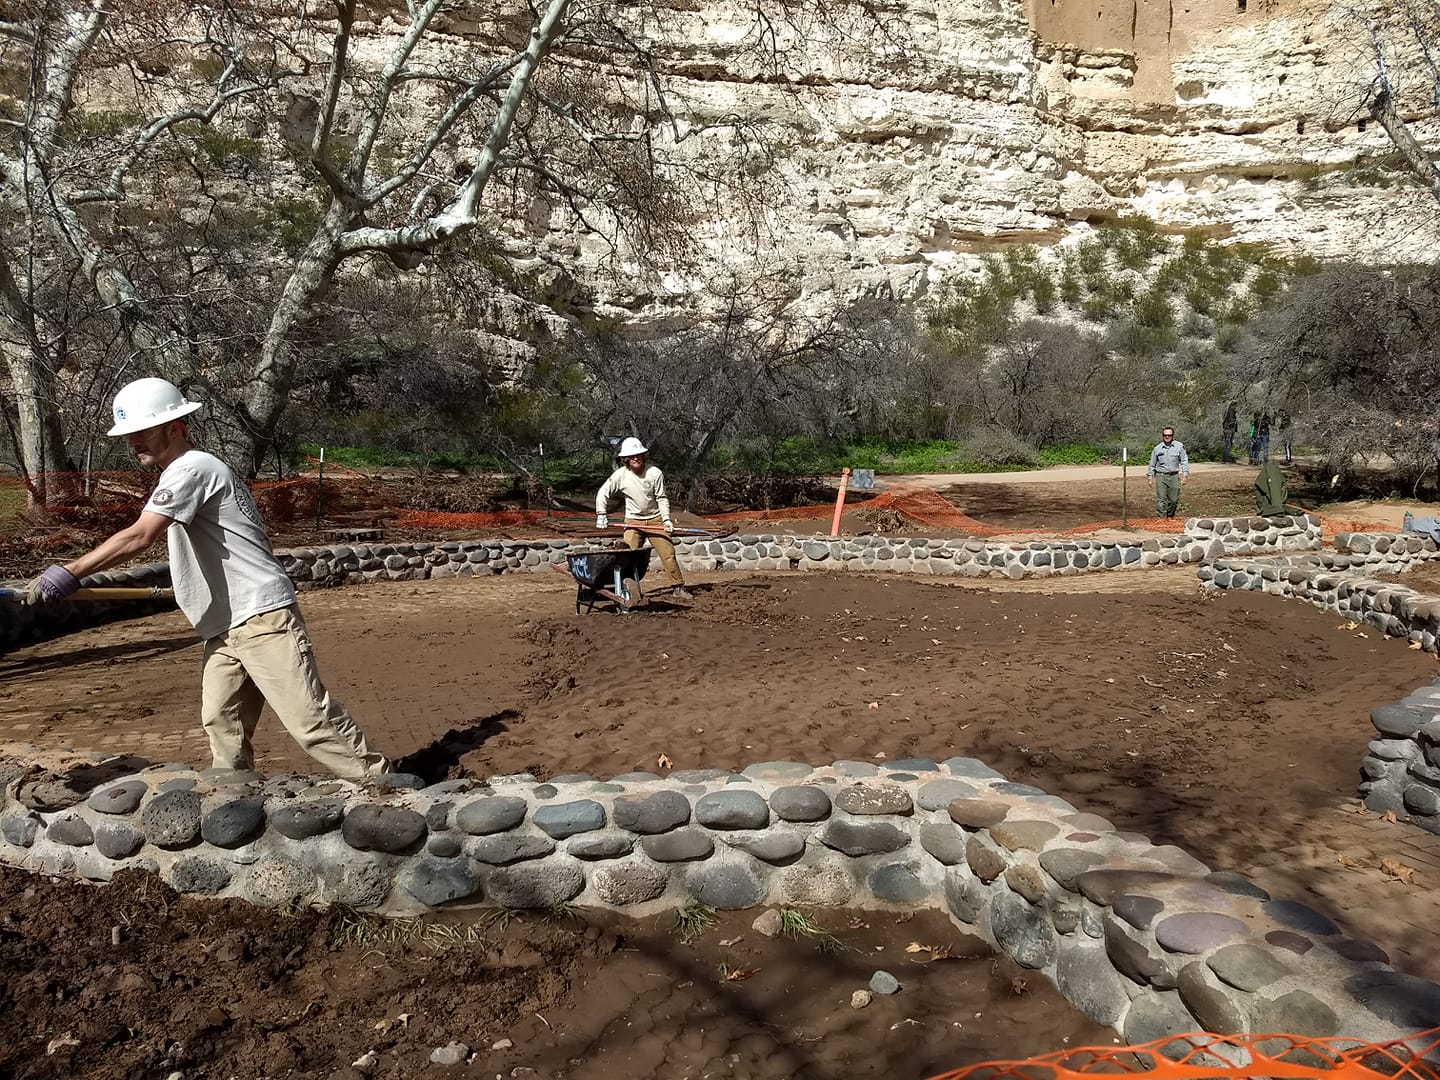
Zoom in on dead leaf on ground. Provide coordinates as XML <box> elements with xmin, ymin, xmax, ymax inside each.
<box><xmin>45</xmin><ymin>1034</ymin><xmax>79</xmax><ymax>1056</ymax></box>
<box><xmin>722</xmin><ymin>966</ymin><xmax>759</xmax><ymax>983</ymax></box>
<box><xmin>1010</xmin><ymin>976</ymin><xmax>1030</xmax><ymax>996</ymax></box>
<box><xmin>1380</xmin><ymin>859</ymin><xmax>1418</xmax><ymax>885</ymax></box>
<box><xmin>1410</xmin><ymin>641</ymin><xmax>1424</xmax><ymax>650</ymax></box>
<box><xmin>1380</xmin><ymin>810</ymin><xmax>1399</xmax><ymax>824</ymax></box>
<box><xmin>1336</xmin><ymin>853</ymin><xmax>1366</xmax><ymax>870</ymax></box>
<box><xmin>866</xmin><ymin>701</ymin><xmax>880</xmax><ymax>710</ymax></box>
<box><xmin>905</xmin><ymin>942</ymin><xmax>955</xmax><ymax>961</ymax></box>
<box><xmin>657</xmin><ymin>753</ymin><xmax>673</xmax><ymax>769</ymax></box>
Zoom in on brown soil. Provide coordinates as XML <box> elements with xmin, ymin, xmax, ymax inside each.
<box><xmin>1390</xmin><ymin>562</ymin><xmax>1440</xmax><ymax>595</ymax></box>
<box><xmin>0</xmin><ymin>867</ymin><xmax>1107</xmax><ymax>1080</ymax></box>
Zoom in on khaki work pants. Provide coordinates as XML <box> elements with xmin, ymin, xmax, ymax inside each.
<box><xmin>623</xmin><ymin>519</ymin><xmax>685</xmax><ymax>585</ymax></box>
<box><xmin>201</xmin><ymin>605</ymin><xmax>391</xmax><ymax>778</ymax></box>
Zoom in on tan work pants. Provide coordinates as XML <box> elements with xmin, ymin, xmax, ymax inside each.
<box><xmin>200</xmin><ymin>605</ymin><xmax>391</xmax><ymax>778</ymax></box>
<box><xmin>623</xmin><ymin>519</ymin><xmax>685</xmax><ymax>585</ymax></box>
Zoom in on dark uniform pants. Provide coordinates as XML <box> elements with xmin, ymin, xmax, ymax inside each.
<box><xmin>1154</xmin><ymin>473</ymin><xmax>1181</xmax><ymax>518</ymax></box>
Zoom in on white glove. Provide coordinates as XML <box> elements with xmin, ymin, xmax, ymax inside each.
<box><xmin>663</xmin><ymin>519</ymin><xmax>674</xmax><ymax>534</ymax></box>
<box><xmin>596</xmin><ymin>514</ymin><xmax>608</xmax><ymax>529</ymax></box>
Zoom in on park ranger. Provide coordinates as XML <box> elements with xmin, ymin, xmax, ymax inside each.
<box><xmin>1146</xmin><ymin>426</ymin><xmax>1190</xmax><ymax>519</ymax></box>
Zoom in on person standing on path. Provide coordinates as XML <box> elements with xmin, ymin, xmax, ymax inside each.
<box><xmin>1278</xmin><ymin>409</ymin><xmax>1293</xmax><ymax>464</ymax></box>
<box><xmin>1259</xmin><ymin>413</ymin><xmax>1272</xmax><ymax>463</ymax></box>
<box><xmin>1146</xmin><ymin>426</ymin><xmax>1190</xmax><ymax>519</ymax></box>
<box><xmin>23</xmin><ymin>378</ymin><xmax>393</xmax><ymax>779</ymax></box>
<box><xmin>1221</xmin><ymin>402</ymin><xmax>1238</xmax><ymax>463</ymax></box>
<box><xmin>1247</xmin><ymin>412</ymin><xmax>1261</xmax><ymax>466</ymax></box>
<box><xmin>596</xmin><ymin>437</ymin><xmax>693</xmax><ymax>600</ymax></box>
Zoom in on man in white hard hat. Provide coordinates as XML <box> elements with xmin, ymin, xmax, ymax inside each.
<box><xmin>595</xmin><ymin>437</ymin><xmax>692</xmax><ymax>600</ymax></box>
<box><xmin>24</xmin><ymin>377</ymin><xmax>393</xmax><ymax>779</ymax></box>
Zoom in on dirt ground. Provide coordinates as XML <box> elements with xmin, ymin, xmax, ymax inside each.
<box><xmin>7</xmin><ymin>467</ymin><xmax>1440</xmax><ymax>1078</ymax></box>
<box><xmin>0</xmin><ymin>866</ymin><xmax>1109</xmax><ymax>1080</ymax></box>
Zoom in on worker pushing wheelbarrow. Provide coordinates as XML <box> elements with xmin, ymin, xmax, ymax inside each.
<box><xmin>594</xmin><ymin>437</ymin><xmax>694</xmax><ymax>601</ymax></box>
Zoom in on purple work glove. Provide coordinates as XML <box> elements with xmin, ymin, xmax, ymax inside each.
<box><xmin>25</xmin><ymin>565</ymin><xmax>80</xmax><ymax>605</ymax></box>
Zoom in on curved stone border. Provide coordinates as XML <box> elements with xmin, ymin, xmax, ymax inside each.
<box><xmin>1198</xmin><ymin>543</ymin><xmax>1440</xmax><ymax>835</ymax></box>
<box><xmin>2</xmin><ymin>514</ymin><xmax>1319</xmax><ymax>651</ymax></box>
<box><xmin>2</xmin><ymin>745</ymin><xmax>1436</xmax><ymax>1048</ymax></box>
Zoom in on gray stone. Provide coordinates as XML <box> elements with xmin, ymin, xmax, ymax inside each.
<box><xmin>1177</xmin><ymin>962</ymin><xmax>1246</xmax><ymax>1034</ymax></box>
<box><xmin>819</xmin><ymin>818</ymin><xmax>909</xmax><ymax>856</ymax></box>
<box><xmin>486</xmin><ymin>859</ymin><xmax>584</xmax><ymax>908</ymax></box>
<box><xmin>86</xmin><ymin>780</ymin><xmax>148</xmax><ymax>815</ymax></box>
<box><xmin>47</xmin><ymin>813</ymin><xmax>94</xmax><ymax>847</ymax></box>
<box><xmin>1076</xmin><ymin>869</ymin><xmax>1181</xmax><ymax>906</ymax></box>
<box><xmin>943</xmin><ymin>869</ymin><xmax>984</xmax><ymax>923</ymax></box>
<box><xmin>341</xmin><ymin>805</ymin><xmax>426</xmax><ymax>854</ymax></box>
<box><xmin>833</xmin><ymin>784</ymin><xmax>913</xmax><ymax>815</ymax></box>
<box><xmin>1145</xmin><ymin>845</ymin><xmax>1211</xmax><ymax>876</ymax></box>
<box><xmin>1105</xmin><ymin>916</ymin><xmax>1175</xmax><ymax>988</ymax></box>
<box><xmin>1004</xmin><ymin>864</ymin><xmax>1047</xmax><ymax>904</ymax></box>
<box><xmin>140</xmin><ymin>789</ymin><xmax>203</xmax><ymax>849</ymax></box>
<box><xmin>17</xmin><ymin>778</ymin><xmax>87</xmax><ymax>812</ymax></box>
<box><xmin>1056</xmin><ymin>940</ymin><xmax>1129</xmax><ymax>1025</ymax></box>
<box><xmin>1154</xmin><ymin>912</ymin><xmax>1248</xmax><ymax>954</ymax></box>
<box><xmin>427</xmin><ymin>835</ymin><xmax>462</xmax><ymax>858</ymax></box>
<box><xmin>990</xmin><ymin>820</ymin><xmax>1060</xmax><ymax>852</ymax></box>
<box><xmin>1264</xmin><ymin>930</ymin><xmax>1313</xmax><ymax>955</ymax></box>
<box><xmin>1331</xmin><ymin>938</ymin><xmax>1389</xmax><ymax>964</ymax></box>
<box><xmin>94</xmin><ymin>820</ymin><xmax>145</xmax><ymax>860</ymax></box>
<box><xmin>1261</xmin><ymin>900</ymin><xmax>1339</xmax><ymax>937</ymax></box>
<box><xmin>201</xmin><ymin>797</ymin><xmax>266</xmax><ymax>849</ymax></box>
<box><xmin>401</xmin><ymin>858</ymin><xmax>479</xmax><ymax>907</ymax></box>
<box><xmin>869</xmin><ymin>970</ymin><xmax>900</xmax><ymax>996</ymax></box>
<box><xmin>1372</xmin><ymin>704</ymin><xmax>1437</xmax><ymax>737</ymax></box>
<box><xmin>887</xmin><ymin>758</ymin><xmax>939</xmax><ymax>772</ymax></box>
<box><xmin>1113</xmin><ymin>893</ymin><xmax>1165</xmax><ymax>930</ymax></box>
<box><xmin>530</xmin><ymin>784</ymin><xmax>558</xmax><ymax>800</ymax></box>
<box><xmin>741</xmin><ymin>761</ymin><xmax>814</xmax><ymax>781</ymax></box>
<box><xmin>269</xmin><ymin>799</ymin><xmax>344</xmax><ymax>840</ymax></box>
<box><xmin>592</xmin><ymin>859</ymin><xmax>671</xmax><ymax>905</ymax></box>
<box><xmin>918</xmin><ymin>823</ymin><xmax>967</xmax><ymax>865</ymax></box>
<box><xmin>245</xmin><ymin>858</ymin><xmax>317</xmax><ymax>907</ymax></box>
<box><xmin>1207</xmin><ymin>943</ymin><xmax>1293</xmax><ymax>991</ymax></box>
<box><xmin>1404</xmin><ymin>783</ymin><xmax>1440</xmax><ymax>815</ymax></box>
<box><xmin>314</xmin><ymin>857</ymin><xmax>391</xmax><ymax>908</ymax></box>
<box><xmin>770</xmin><ymin>786</ymin><xmax>831</xmax><ymax>822</ymax></box>
<box><xmin>567</xmin><ymin>832</ymin><xmax>634</xmax><ymax>860</ymax></box>
<box><xmin>1252</xmin><ymin>990</ymin><xmax>1340</xmax><ymax>1037</ymax></box>
<box><xmin>1204</xmin><ymin>871</ymin><xmax>1270</xmax><ymax>900</ymax></box>
<box><xmin>1344</xmin><ymin>971</ymin><xmax>1440</xmax><ymax>1030</ymax></box>
<box><xmin>468</xmin><ymin>833</ymin><xmax>555</xmax><ymax>865</ymax></box>
<box><xmin>2</xmin><ymin>810</ymin><xmax>40</xmax><ymax>848</ymax></box>
<box><xmin>831</xmin><ymin>761</ymin><xmax>879</xmax><ymax>777</ymax></box>
<box><xmin>1038</xmin><ymin>849</ymin><xmax>1107</xmax><ymax>890</ymax></box>
<box><xmin>778</xmin><ymin>862</ymin><xmax>856</xmax><ymax>906</ymax></box>
<box><xmin>695</xmin><ymin>790</ymin><xmax>769</xmax><ymax>830</ymax></box>
<box><xmin>613</xmin><ymin>790</ymin><xmax>691</xmax><ymax>834</ymax></box>
<box><xmin>964</xmin><ymin>836</ymin><xmax>1007</xmax><ymax>882</ymax></box>
<box><xmin>1051</xmin><ymin>898</ymin><xmax>1081</xmax><ymax>935</ymax></box>
<box><xmin>533</xmin><ymin>800</ymin><xmax>606</xmax><ymax>839</ymax></box>
<box><xmin>942</xmin><ymin>758</ymin><xmax>1004</xmax><ymax>780</ymax></box>
<box><xmin>1124</xmin><ymin>990</ymin><xmax>1200</xmax><ymax>1051</ymax></box>
<box><xmin>722</xmin><ymin>830</ymin><xmax>805</xmax><ymax>864</ymax></box>
<box><xmin>947</xmin><ymin>799</ymin><xmax>1009</xmax><ymax>829</ymax></box>
<box><xmin>686</xmin><ymin>859</ymin><xmax>768</xmax><ymax>909</ymax></box>
<box><xmin>868</xmin><ymin>862</ymin><xmax>928</xmax><ymax>903</ymax></box>
<box><xmin>669</xmin><ymin>769</ymin><xmax>730</xmax><ymax>783</ymax></box>
<box><xmin>915</xmin><ymin>779</ymin><xmax>978</xmax><ymax>810</ymax></box>
<box><xmin>989</xmin><ymin>890</ymin><xmax>1056</xmax><ymax>969</ymax></box>
<box><xmin>1061</xmin><ymin>813</ymin><xmax>1115</xmax><ymax>834</ymax></box>
<box><xmin>369</xmin><ymin>772</ymin><xmax>425</xmax><ymax>791</ymax></box>
<box><xmin>430</xmin><ymin>1042</ymin><xmax>469</xmax><ymax>1066</ymax></box>
<box><xmin>455</xmin><ymin>796</ymin><xmax>528</xmax><ymax>835</ymax></box>
<box><xmin>992</xmin><ymin>782</ymin><xmax>1046</xmax><ymax>797</ymax></box>
<box><xmin>170</xmin><ymin>856</ymin><xmax>231</xmax><ymax>895</ymax></box>
<box><xmin>640</xmin><ymin>828</ymin><xmax>714</xmax><ymax>862</ymax></box>
<box><xmin>425</xmin><ymin>801</ymin><xmax>452</xmax><ymax>831</ymax></box>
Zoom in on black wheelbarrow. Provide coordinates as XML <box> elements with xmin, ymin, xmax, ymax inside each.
<box><xmin>551</xmin><ymin>546</ymin><xmax>652</xmax><ymax>614</ymax></box>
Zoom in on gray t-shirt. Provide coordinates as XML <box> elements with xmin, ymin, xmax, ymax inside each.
<box><xmin>143</xmin><ymin>449</ymin><xmax>295</xmax><ymax>640</ymax></box>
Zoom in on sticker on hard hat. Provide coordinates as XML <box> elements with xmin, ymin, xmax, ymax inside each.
<box><xmin>115</xmin><ymin>408</ymin><xmax>126</xmax><ymax>420</ymax></box>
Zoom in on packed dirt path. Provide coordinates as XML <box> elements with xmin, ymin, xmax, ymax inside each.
<box><xmin>881</xmin><ymin>461</ymin><xmax>1242</xmax><ymax>487</ymax></box>
<box><xmin>5</xmin><ymin>568</ymin><xmax>1440</xmax><ymax>984</ymax></box>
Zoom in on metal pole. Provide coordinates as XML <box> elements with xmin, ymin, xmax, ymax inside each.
<box><xmin>315</xmin><ymin>446</ymin><xmax>325</xmax><ymax>530</ymax></box>
<box><xmin>1121</xmin><ymin>446</ymin><xmax>1129</xmax><ymax>530</ymax></box>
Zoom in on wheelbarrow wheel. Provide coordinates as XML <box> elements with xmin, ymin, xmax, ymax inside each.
<box><xmin>617</xmin><ymin>576</ymin><xmax>644</xmax><ymax>612</ymax></box>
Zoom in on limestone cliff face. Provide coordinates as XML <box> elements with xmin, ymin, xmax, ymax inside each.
<box><xmin>495</xmin><ymin>0</ymin><xmax>1440</xmax><ymax>326</ymax></box>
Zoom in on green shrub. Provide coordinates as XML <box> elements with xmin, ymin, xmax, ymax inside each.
<box><xmin>1038</xmin><ymin>444</ymin><xmax>1105</xmax><ymax>465</ymax></box>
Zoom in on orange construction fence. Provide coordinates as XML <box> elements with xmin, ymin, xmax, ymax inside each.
<box><xmin>927</xmin><ymin>1028</ymin><xmax>1440</xmax><ymax>1080</ymax></box>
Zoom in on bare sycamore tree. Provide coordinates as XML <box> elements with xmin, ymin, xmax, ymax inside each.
<box><xmin>3</xmin><ymin>0</ymin><xmax>862</xmax><ymax>487</ymax></box>
<box><xmin>1243</xmin><ymin>264</ymin><xmax>1440</xmax><ymax>495</ymax></box>
<box><xmin>1352</xmin><ymin>1</ymin><xmax>1440</xmax><ymax>202</ymax></box>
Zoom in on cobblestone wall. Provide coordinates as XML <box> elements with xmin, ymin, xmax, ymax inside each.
<box><xmin>1</xmin><ymin>747</ymin><xmax>1431</xmax><ymax>1048</ymax></box>
<box><xmin>1</xmin><ymin>514</ymin><xmax>1321</xmax><ymax>651</ymax></box>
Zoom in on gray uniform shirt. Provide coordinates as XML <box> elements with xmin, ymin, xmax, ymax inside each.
<box><xmin>143</xmin><ymin>449</ymin><xmax>295</xmax><ymax>640</ymax></box>
<box><xmin>1147</xmin><ymin>441</ymin><xmax>1190</xmax><ymax>478</ymax></box>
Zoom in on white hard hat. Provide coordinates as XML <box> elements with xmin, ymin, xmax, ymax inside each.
<box><xmin>617</xmin><ymin>437</ymin><xmax>649</xmax><ymax>458</ymax></box>
<box><xmin>107</xmin><ymin>378</ymin><xmax>203</xmax><ymax>436</ymax></box>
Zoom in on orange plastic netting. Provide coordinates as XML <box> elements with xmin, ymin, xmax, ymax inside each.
<box><xmin>927</xmin><ymin>1028</ymin><xmax>1440</xmax><ymax>1080</ymax></box>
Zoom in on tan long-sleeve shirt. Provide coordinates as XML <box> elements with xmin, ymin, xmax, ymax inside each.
<box><xmin>596</xmin><ymin>464</ymin><xmax>671</xmax><ymax>523</ymax></box>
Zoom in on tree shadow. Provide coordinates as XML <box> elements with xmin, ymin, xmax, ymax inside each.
<box><xmin>393</xmin><ymin>710</ymin><xmax>515</xmax><ymax>782</ymax></box>
<box><xmin>0</xmin><ymin>634</ymin><xmax>198</xmax><ymax>677</ymax></box>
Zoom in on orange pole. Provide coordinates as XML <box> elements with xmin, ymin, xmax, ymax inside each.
<box><xmin>830</xmin><ymin>467</ymin><xmax>851</xmax><ymax>537</ymax></box>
